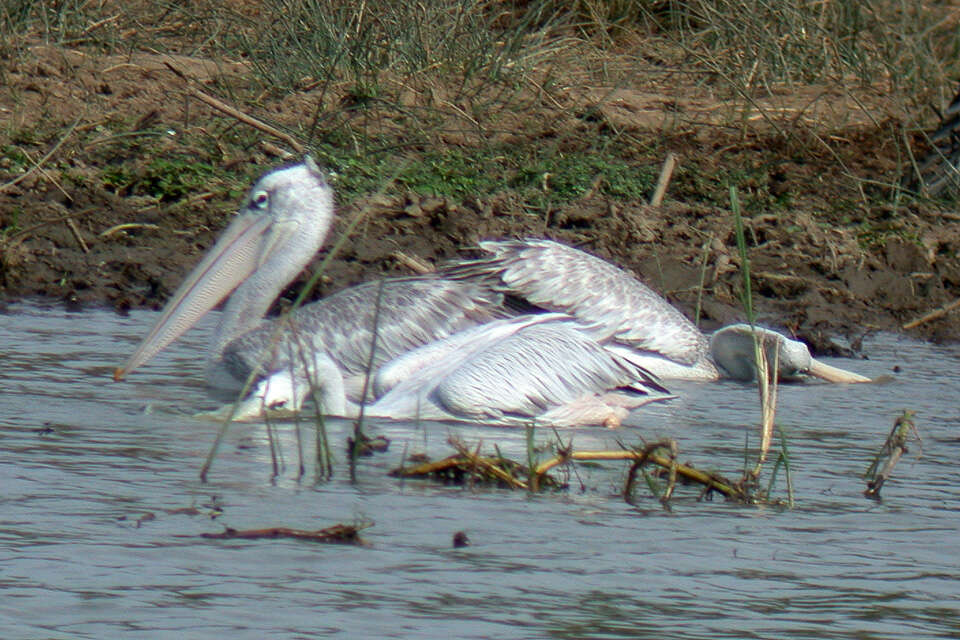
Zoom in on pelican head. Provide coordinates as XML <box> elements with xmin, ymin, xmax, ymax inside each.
<box><xmin>710</xmin><ymin>324</ymin><xmax>871</xmax><ymax>383</ymax></box>
<box><xmin>115</xmin><ymin>156</ymin><xmax>333</xmax><ymax>381</ymax></box>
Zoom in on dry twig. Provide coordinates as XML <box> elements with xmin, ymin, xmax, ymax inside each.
<box><xmin>163</xmin><ymin>61</ymin><xmax>305</xmax><ymax>154</ymax></box>
<box><xmin>65</xmin><ymin>218</ymin><xmax>90</xmax><ymax>253</ymax></box>
<box><xmin>903</xmin><ymin>298</ymin><xmax>960</xmax><ymax>330</ymax></box>
<box><xmin>622</xmin><ymin>439</ymin><xmax>680</xmax><ymax>506</ymax></box>
<box><xmin>200</xmin><ymin>522</ymin><xmax>371</xmax><ymax>544</ymax></box>
<box><xmin>533</xmin><ymin>447</ymin><xmax>740</xmax><ymax>499</ymax></box>
<box><xmin>649</xmin><ymin>152</ymin><xmax>679</xmax><ymax>207</ymax></box>
<box><xmin>394</xmin><ymin>437</ymin><xmax>754</xmax><ymax>503</ymax></box>
<box><xmin>392</xmin><ymin>438</ymin><xmax>533</xmax><ymax>489</ymax></box>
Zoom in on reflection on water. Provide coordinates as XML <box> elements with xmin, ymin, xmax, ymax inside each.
<box><xmin>2</xmin><ymin>301</ymin><xmax>960</xmax><ymax>639</ymax></box>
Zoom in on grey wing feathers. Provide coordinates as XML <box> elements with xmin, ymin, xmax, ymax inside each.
<box><xmin>222</xmin><ymin>276</ymin><xmax>503</xmax><ymax>381</ymax></box>
<box><xmin>303</xmin><ymin>277</ymin><xmax>504</xmax><ymax>374</ymax></box>
<box><xmin>430</xmin><ymin>321</ymin><xmax>666</xmax><ymax>421</ymax></box>
<box><xmin>446</xmin><ymin>239</ymin><xmax>708</xmax><ymax>365</ymax></box>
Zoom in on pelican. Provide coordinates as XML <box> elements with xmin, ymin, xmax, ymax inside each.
<box><xmin>232</xmin><ymin>313</ymin><xmax>672</xmax><ymax>427</ymax></box>
<box><xmin>114</xmin><ymin>158</ymin><xmax>671</xmax><ymax>426</ymax></box>
<box><xmin>443</xmin><ymin>239</ymin><xmax>872</xmax><ymax>384</ymax></box>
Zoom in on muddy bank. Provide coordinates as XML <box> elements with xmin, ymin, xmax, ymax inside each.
<box><xmin>2</xmin><ymin>43</ymin><xmax>960</xmax><ymax>355</ymax></box>
<box><xmin>4</xmin><ymin>178</ymin><xmax>958</xmax><ymax>354</ymax></box>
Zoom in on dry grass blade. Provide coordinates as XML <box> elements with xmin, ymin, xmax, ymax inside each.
<box><xmin>731</xmin><ymin>185</ymin><xmax>781</xmax><ymax>484</ymax></box>
<box><xmin>162</xmin><ymin>60</ymin><xmax>305</xmax><ymax>154</ymax></box>
<box><xmin>350</xmin><ymin>277</ymin><xmax>387</xmax><ymax>482</ymax></box>
<box><xmin>99</xmin><ymin>222</ymin><xmax>161</xmax><ymax>237</ymax></box>
<box><xmin>391</xmin><ymin>250</ymin><xmax>434</xmax><ymax>274</ymax></box>
<box><xmin>750</xmin><ymin>329</ymin><xmax>779</xmax><ymax>478</ymax></box>
<box><xmin>0</xmin><ymin>116</ymin><xmax>81</xmax><ymax>194</ymax></box>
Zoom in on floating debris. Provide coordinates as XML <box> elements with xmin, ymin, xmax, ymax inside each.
<box><xmin>391</xmin><ymin>437</ymin><xmax>564</xmax><ymax>490</ymax></box>
<box><xmin>864</xmin><ymin>411</ymin><xmax>921</xmax><ymax>499</ymax></box>
<box><xmin>534</xmin><ymin>439</ymin><xmax>743</xmax><ymax>502</ymax></box>
<box><xmin>392</xmin><ymin>436</ymin><xmax>757</xmax><ymax>503</ymax></box>
<box><xmin>347</xmin><ymin>433</ymin><xmax>391</xmax><ymax>457</ymax></box>
<box><xmin>200</xmin><ymin>522</ymin><xmax>372</xmax><ymax>545</ymax></box>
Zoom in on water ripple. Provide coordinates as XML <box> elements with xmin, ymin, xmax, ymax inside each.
<box><xmin>1</xmin><ymin>302</ymin><xmax>959</xmax><ymax>639</ymax></box>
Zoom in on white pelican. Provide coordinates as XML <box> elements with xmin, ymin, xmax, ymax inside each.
<box><xmin>114</xmin><ymin>158</ymin><xmax>671</xmax><ymax>426</ymax></box>
<box><xmin>443</xmin><ymin>239</ymin><xmax>871</xmax><ymax>384</ymax></box>
<box><xmin>232</xmin><ymin>313</ymin><xmax>672</xmax><ymax>427</ymax></box>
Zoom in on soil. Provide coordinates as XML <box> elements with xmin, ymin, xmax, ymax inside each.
<box><xmin>3</xmin><ymin>41</ymin><xmax>960</xmax><ymax>358</ymax></box>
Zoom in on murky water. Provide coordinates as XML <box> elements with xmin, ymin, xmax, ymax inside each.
<box><xmin>2</xmin><ymin>301</ymin><xmax>959</xmax><ymax>639</ymax></box>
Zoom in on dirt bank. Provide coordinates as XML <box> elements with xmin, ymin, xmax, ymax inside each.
<box><xmin>2</xmin><ymin>40</ymin><xmax>959</xmax><ymax>358</ymax></box>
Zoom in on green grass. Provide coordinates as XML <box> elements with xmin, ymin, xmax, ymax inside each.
<box><xmin>98</xmin><ymin>158</ymin><xmax>219</xmax><ymax>202</ymax></box>
<box><xmin>10</xmin><ymin>1</ymin><xmax>959</xmax><ymax>106</ymax></box>
<box><xmin>222</xmin><ymin>0</ymin><xmax>566</xmax><ymax>92</ymax></box>
<box><xmin>5</xmin><ymin>0</ymin><xmax>960</xmax><ymax>222</ymax></box>
<box><xmin>0</xmin><ymin>205</ymin><xmax>22</xmax><ymax>237</ymax></box>
<box><xmin>309</xmin><ymin>131</ymin><xmax>657</xmax><ymax>206</ymax></box>
<box><xmin>510</xmin><ymin>148</ymin><xmax>655</xmax><ymax>201</ymax></box>
<box><xmin>854</xmin><ymin>221</ymin><xmax>924</xmax><ymax>252</ymax></box>
<box><xmin>0</xmin><ymin>145</ymin><xmax>29</xmax><ymax>173</ymax></box>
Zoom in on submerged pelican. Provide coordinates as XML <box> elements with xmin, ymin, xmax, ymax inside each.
<box><xmin>443</xmin><ymin>239</ymin><xmax>871</xmax><ymax>384</ymax></box>
<box><xmin>114</xmin><ymin>158</ymin><xmax>671</xmax><ymax>426</ymax></box>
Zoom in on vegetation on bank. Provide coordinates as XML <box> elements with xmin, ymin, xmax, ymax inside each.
<box><xmin>2</xmin><ymin>0</ymin><xmax>959</xmax><ymax>224</ymax></box>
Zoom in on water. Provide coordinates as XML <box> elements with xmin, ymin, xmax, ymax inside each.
<box><xmin>2</xmin><ymin>301</ymin><xmax>958</xmax><ymax>639</ymax></box>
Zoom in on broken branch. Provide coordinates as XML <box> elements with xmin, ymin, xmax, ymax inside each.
<box><xmin>200</xmin><ymin>522</ymin><xmax>371</xmax><ymax>544</ymax></box>
<box><xmin>903</xmin><ymin>298</ymin><xmax>960</xmax><ymax>330</ymax></box>
<box><xmin>534</xmin><ymin>447</ymin><xmax>740</xmax><ymax>499</ymax></box>
<box><xmin>649</xmin><ymin>152</ymin><xmax>679</xmax><ymax>207</ymax></box>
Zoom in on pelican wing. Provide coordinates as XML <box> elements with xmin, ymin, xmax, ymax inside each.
<box><xmin>219</xmin><ymin>276</ymin><xmax>504</xmax><ymax>386</ymax></box>
<box><xmin>445</xmin><ymin>239</ymin><xmax>709</xmax><ymax>366</ymax></box>
<box><xmin>428</xmin><ymin>320</ymin><xmax>668</xmax><ymax>422</ymax></box>
<box><xmin>373</xmin><ymin>313</ymin><xmax>566</xmax><ymax>397</ymax></box>
<box><xmin>368</xmin><ymin>314</ymin><xmax>567</xmax><ymax>419</ymax></box>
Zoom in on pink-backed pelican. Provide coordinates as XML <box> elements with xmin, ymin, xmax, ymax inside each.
<box><xmin>443</xmin><ymin>239</ymin><xmax>871</xmax><ymax>384</ymax></box>
<box><xmin>114</xmin><ymin>158</ymin><xmax>671</xmax><ymax>426</ymax></box>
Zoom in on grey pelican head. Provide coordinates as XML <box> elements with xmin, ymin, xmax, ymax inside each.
<box><xmin>115</xmin><ymin>156</ymin><xmax>333</xmax><ymax>381</ymax></box>
<box><xmin>710</xmin><ymin>324</ymin><xmax>871</xmax><ymax>383</ymax></box>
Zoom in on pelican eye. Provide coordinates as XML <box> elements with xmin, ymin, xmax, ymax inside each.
<box><xmin>251</xmin><ymin>190</ymin><xmax>269</xmax><ymax>209</ymax></box>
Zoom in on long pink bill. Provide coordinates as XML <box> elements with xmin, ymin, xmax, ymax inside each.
<box><xmin>114</xmin><ymin>211</ymin><xmax>273</xmax><ymax>381</ymax></box>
